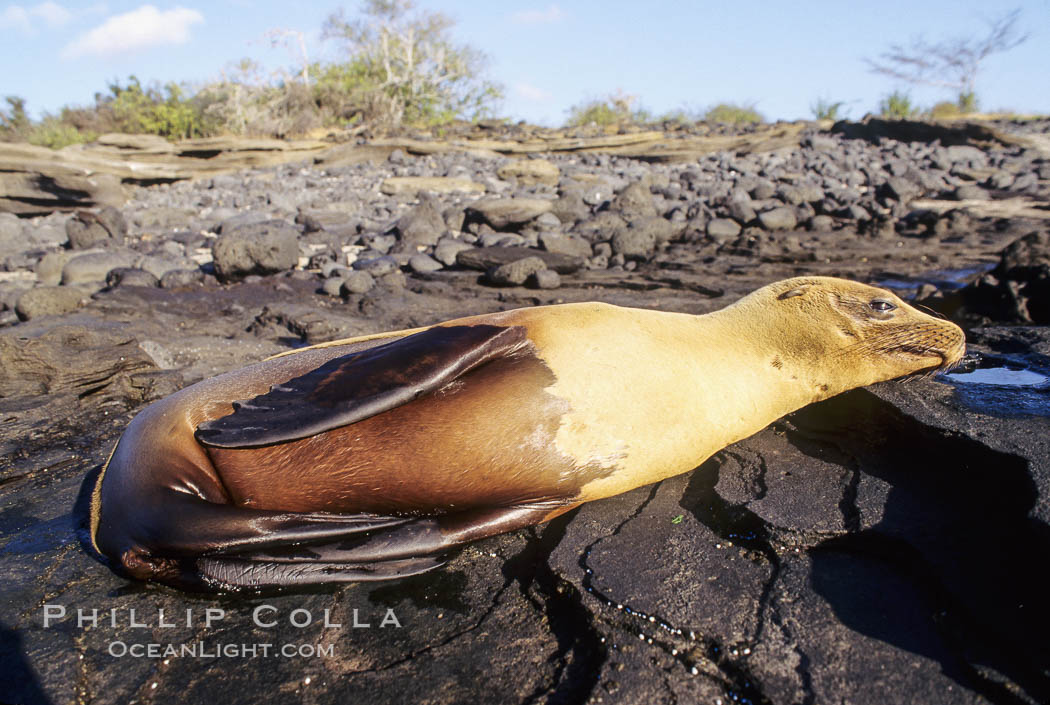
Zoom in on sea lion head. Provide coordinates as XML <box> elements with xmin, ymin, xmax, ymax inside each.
<box><xmin>736</xmin><ymin>276</ymin><xmax>966</xmax><ymax>396</ymax></box>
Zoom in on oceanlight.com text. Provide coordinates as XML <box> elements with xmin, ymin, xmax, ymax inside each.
<box><xmin>107</xmin><ymin>641</ymin><xmax>335</xmax><ymax>659</ymax></box>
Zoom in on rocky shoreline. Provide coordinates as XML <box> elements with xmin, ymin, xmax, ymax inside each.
<box><xmin>1</xmin><ymin>117</ymin><xmax>1049</xmax><ymax>704</ymax></box>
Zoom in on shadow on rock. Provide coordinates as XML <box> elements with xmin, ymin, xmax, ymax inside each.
<box><xmin>0</xmin><ymin>621</ymin><xmax>53</xmax><ymax>705</ymax></box>
<box><xmin>791</xmin><ymin>389</ymin><xmax>1050</xmax><ymax>705</ymax></box>
<box><xmin>500</xmin><ymin>509</ymin><xmax>607</xmax><ymax>705</ymax></box>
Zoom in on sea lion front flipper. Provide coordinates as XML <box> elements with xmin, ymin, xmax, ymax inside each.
<box><xmin>195</xmin><ymin>324</ymin><xmax>530</xmax><ymax>448</ymax></box>
<box><xmin>232</xmin><ymin>503</ymin><xmax>569</xmax><ymax>563</ymax></box>
<box><xmin>187</xmin><ymin>502</ymin><xmax>577</xmax><ymax>591</ymax></box>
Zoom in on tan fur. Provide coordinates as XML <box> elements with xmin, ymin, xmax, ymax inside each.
<box><xmin>92</xmin><ymin>276</ymin><xmax>965</xmax><ymax>557</ymax></box>
<box><xmin>238</xmin><ymin>277</ymin><xmax>964</xmax><ymax>504</ymax></box>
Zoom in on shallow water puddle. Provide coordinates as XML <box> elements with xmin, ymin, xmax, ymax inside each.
<box><xmin>875</xmin><ymin>263</ymin><xmax>996</xmax><ymax>293</ymax></box>
<box><xmin>939</xmin><ymin>359</ymin><xmax>1050</xmax><ymax>417</ymax></box>
<box><xmin>944</xmin><ymin>367</ymin><xmax>1050</xmax><ymax>386</ymax></box>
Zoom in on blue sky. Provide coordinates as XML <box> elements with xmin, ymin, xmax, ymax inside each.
<box><xmin>3</xmin><ymin>1</ymin><xmax>1048</xmax><ymax>125</ymax></box>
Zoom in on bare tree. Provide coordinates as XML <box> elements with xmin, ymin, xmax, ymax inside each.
<box><xmin>323</xmin><ymin>0</ymin><xmax>501</xmax><ymax>125</ymax></box>
<box><xmin>265</xmin><ymin>29</ymin><xmax>311</xmax><ymax>86</ymax></box>
<box><xmin>866</xmin><ymin>8</ymin><xmax>1028</xmax><ymax>110</ymax></box>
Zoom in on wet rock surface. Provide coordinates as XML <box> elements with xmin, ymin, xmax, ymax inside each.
<box><xmin>2</xmin><ymin>119</ymin><xmax>1050</xmax><ymax>705</ymax></box>
<box><xmin>930</xmin><ymin>230</ymin><xmax>1050</xmax><ymax>325</ymax></box>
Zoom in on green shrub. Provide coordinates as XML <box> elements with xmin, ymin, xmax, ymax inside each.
<box><xmin>703</xmin><ymin>102</ymin><xmax>764</xmax><ymax>124</ymax></box>
<box><xmin>0</xmin><ymin>96</ymin><xmax>31</xmax><ymax>140</ymax></box>
<box><xmin>55</xmin><ymin>103</ymin><xmax>116</xmax><ymax>137</ymax></box>
<box><xmin>201</xmin><ymin>0</ymin><xmax>506</xmax><ymax>135</ymax></box>
<box><xmin>2</xmin><ymin>1</ymin><xmax>504</xmax><ymax>143</ymax></box>
<box><xmin>197</xmin><ymin>55</ymin><xmax>437</xmax><ymax>137</ymax></box>
<box><xmin>565</xmin><ymin>99</ymin><xmax>620</xmax><ymax>127</ymax></box>
<box><xmin>927</xmin><ymin>91</ymin><xmax>980</xmax><ymax>119</ymax></box>
<box><xmin>878</xmin><ymin>91</ymin><xmax>918</xmax><ymax>119</ymax></box>
<box><xmin>655</xmin><ymin>108</ymin><xmax>701</xmax><ymax>127</ymax></box>
<box><xmin>311</xmin><ymin>60</ymin><xmax>375</xmax><ymax>124</ymax></box>
<box><xmin>565</xmin><ymin>91</ymin><xmax>650</xmax><ymax>127</ymax></box>
<box><xmin>27</xmin><ymin>117</ymin><xmax>94</xmax><ymax>149</ymax></box>
<box><xmin>810</xmin><ymin>98</ymin><xmax>845</xmax><ymax>121</ymax></box>
<box><xmin>2</xmin><ymin>97</ymin><xmax>94</xmax><ymax>148</ymax></box>
<box><xmin>103</xmin><ymin>77</ymin><xmax>210</xmax><ymax>139</ymax></box>
<box><xmin>928</xmin><ymin>101</ymin><xmax>962</xmax><ymax>119</ymax></box>
<box><xmin>49</xmin><ymin>76</ymin><xmax>215</xmax><ymax>140</ymax></box>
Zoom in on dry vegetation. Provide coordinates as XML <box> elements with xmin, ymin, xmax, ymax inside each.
<box><xmin>0</xmin><ymin>5</ymin><xmax>1036</xmax><ymax>148</ymax></box>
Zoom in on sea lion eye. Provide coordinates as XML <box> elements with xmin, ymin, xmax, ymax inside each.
<box><xmin>870</xmin><ymin>299</ymin><xmax>897</xmax><ymax>313</ymax></box>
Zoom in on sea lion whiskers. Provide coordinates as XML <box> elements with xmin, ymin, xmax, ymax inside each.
<box><xmin>834</xmin><ymin>321</ymin><xmax>957</xmax><ymax>357</ymax></box>
<box><xmin>914</xmin><ymin>302</ymin><xmax>950</xmax><ymax>321</ymax></box>
<box><xmin>830</xmin><ymin>320</ymin><xmax>964</xmax><ymax>380</ymax></box>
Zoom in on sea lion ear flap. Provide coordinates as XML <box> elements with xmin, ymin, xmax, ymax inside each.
<box><xmin>778</xmin><ymin>284</ymin><xmax>811</xmax><ymax>300</ymax></box>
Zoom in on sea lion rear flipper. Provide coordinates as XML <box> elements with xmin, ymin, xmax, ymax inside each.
<box><xmin>100</xmin><ymin>490</ymin><xmax>415</xmax><ymax>586</ymax></box>
<box><xmin>195</xmin><ymin>555</ymin><xmax>448</xmax><ymax>589</ymax></box>
<box><xmin>195</xmin><ymin>324</ymin><xmax>530</xmax><ymax>448</ymax></box>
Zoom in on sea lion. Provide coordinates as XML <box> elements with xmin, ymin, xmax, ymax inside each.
<box><xmin>88</xmin><ymin>276</ymin><xmax>965</xmax><ymax>591</ymax></box>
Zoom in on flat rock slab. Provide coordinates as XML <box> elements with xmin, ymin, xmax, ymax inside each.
<box><xmin>831</xmin><ymin>117</ymin><xmax>1038</xmax><ymax>150</ymax></box>
<box><xmin>456</xmin><ymin>246</ymin><xmax>584</xmax><ymax>274</ymax></box>
<box><xmin>496</xmin><ymin>158</ymin><xmax>560</xmax><ymax>186</ymax></box>
<box><xmin>371</xmin><ymin>125</ymin><xmax>809</xmax><ymax>164</ymax></box>
<box><xmin>0</xmin><ymin>318</ymin><xmax>183</xmax><ymax>458</ymax></box>
<box><xmin>0</xmin><ymin>137</ymin><xmax>327</xmax><ymax>214</ymax></box>
<box><xmin>0</xmin><ymin>321</ymin><xmax>165</xmax><ymax>398</ymax></box>
<box><xmin>0</xmin><ymin>166</ymin><xmax>125</xmax><ymax>215</ymax></box>
<box><xmin>313</xmin><ymin>144</ymin><xmax>397</xmax><ymax>167</ymax></box>
<box><xmin>379</xmin><ymin>177</ymin><xmax>486</xmax><ymax>196</ymax></box>
<box><xmin>910</xmin><ymin>197</ymin><xmax>1050</xmax><ymax>219</ymax></box>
